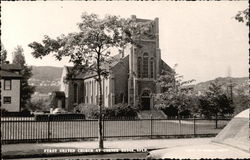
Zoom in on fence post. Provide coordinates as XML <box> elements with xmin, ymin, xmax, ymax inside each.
<box><xmin>102</xmin><ymin>116</ymin><xmax>105</xmax><ymax>139</ymax></box>
<box><xmin>150</xmin><ymin>115</ymin><xmax>153</xmax><ymax>139</ymax></box>
<box><xmin>47</xmin><ymin>115</ymin><xmax>50</xmax><ymax>141</ymax></box>
<box><xmin>215</xmin><ymin>115</ymin><xmax>218</xmax><ymax>129</ymax></box>
<box><xmin>178</xmin><ymin>118</ymin><xmax>181</xmax><ymax>135</ymax></box>
<box><xmin>193</xmin><ymin>117</ymin><xmax>196</xmax><ymax>137</ymax></box>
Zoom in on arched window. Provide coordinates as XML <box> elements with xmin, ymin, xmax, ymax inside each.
<box><xmin>141</xmin><ymin>89</ymin><xmax>150</xmax><ymax>97</ymax></box>
<box><xmin>150</xmin><ymin>58</ymin><xmax>154</xmax><ymax>78</ymax></box>
<box><xmin>143</xmin><ymin>53</ymin><xmax>149</xmax><ymax>78</ymax></box>
<box><xmin>73</xmin><ymin>83</ymin><xmax>78</xmax><ymax>103</ymax></box>
<box><xmin>137</xmin><ymin>57</ymin><xmax>142</xmax><ymax>78</ymax></box>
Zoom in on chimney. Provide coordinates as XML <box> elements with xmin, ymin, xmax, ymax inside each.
<box><xmin>131</xmin><ymin>15</ymin><xmax>136</xmax><ymax>20</ymax></box>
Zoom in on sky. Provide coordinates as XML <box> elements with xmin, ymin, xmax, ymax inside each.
<box><xmin>1</xmin><ymin>1</ymin><xmax>249</xmax><ymax>83</ymax></box>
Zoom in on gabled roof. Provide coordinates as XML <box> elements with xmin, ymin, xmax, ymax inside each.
<box><xmin>0</xmin><ymin>64</ymin><xmax>22</xmax><ymax>78</ymax></box>
<box><xmin>1</xmin><ymin>64</ymin><xmax>22</xmax><ymax>71</ymax></box>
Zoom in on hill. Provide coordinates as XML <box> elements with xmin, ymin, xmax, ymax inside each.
<box><xmin>29</xmin><ymin>66</ymin><xmax>63</xmax><ymax>94</ymax></box>
<box><xmin>31</xmin><ymin>66</ymin><xmax>63</xmax><ymax>81</ymax></box>
<box><xmin>194</xmin><ymin>77</ymin><xmax>248</xmax><ymax>95</ymax></box>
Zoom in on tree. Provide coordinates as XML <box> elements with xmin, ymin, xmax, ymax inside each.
<box><xmin>1</xmin><ymin>43</ymin><xmax>8</xmax><ymax>64</ymax></box>
<box><xmin>28</xmin><ymin>13</ymin><xmax>153</xmax><ymax>149</ymax></box>
<box><xmin>12</xmin><ymin>46</ymin><xmax>35</xmax><ymax>110</ymax></box>
<box><xmin>198</xmin><ymin>80</ymin><xmax>234</xmax><ymax>127</ymax></box>
<box><xmin>235</xmin><ymin>8</ymin><xmax>249</xmax><ymax>26</ymax></box>
<box><xmin>233</xmin><ymin>86</ymin><xmax>249</xmax><ymax>115</ymax></box>
<box><xmin>155</xmin><ymin>64</ymin><xmax>196</xmax><ymax>118</ymax></box>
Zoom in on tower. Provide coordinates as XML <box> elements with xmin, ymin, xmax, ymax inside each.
<box><xmin>128</xmin><ymin>16</ymin><xmax>161</xmax><ymax>110</ymax></box>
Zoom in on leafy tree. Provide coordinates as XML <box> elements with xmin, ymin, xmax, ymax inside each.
<box><xmin>155</xmin><ymin>64</ymin><xmax>196</xmax><ymax>118</ymax></box>
<box><xmin>29</xmin><ymin>98</ymin><xmax>50</xmax><ymax>112</ymax></box>
<box><xmin>235</xmin><ymin>8</ymin><xmax>249</xmax><ymax>26</ymax></box>
<box><xmin>198</xmin><ymin>80</ymin><xmax>234</xmax><ymax>127</ymax></box>
<box><xmin>233</xmin><ymin>87</ymin><xmax>249</xmax><ymax>115</ymax></box>
<box><xmin>12</xmin><ymin>46</ymin><xmax>35</xmax><ymax>110</ymax></box>
<box><xmin>28</xmin><ymin>13</ymin><xmax>153</xmax><ymax>149</ymax></box>
<box><xmin>1</xmin><ymin>43</ymin><xmax>8</xmax><ymax>64</ymax></box>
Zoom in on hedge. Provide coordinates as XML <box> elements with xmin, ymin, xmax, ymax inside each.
<box><xmin>74</xmin><ymin>103</ymin><xmax>138</xmax><ymax>119</ymax></box>
<box><xmin>1</xmin><ymin>109</ymin><xmax>33</xmax><ymax>117</ymax></box>
<box><xmin>35</xmin><ymin>114</ymin><xmax>86</xmax><ymax>121</ymax></box>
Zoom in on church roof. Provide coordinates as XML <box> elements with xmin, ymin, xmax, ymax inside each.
<box><xmin>64</xmin><ymin>53</ymin><xmax>125</xmax><ymax>80</ymax></box>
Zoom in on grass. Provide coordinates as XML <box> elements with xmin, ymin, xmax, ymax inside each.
<box><xmin>1</xmin><ymin>119</ymin><xmax>229</xmax><ymax>142</ymax></box>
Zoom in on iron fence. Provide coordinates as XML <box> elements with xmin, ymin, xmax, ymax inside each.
<box><xmin>1</xmin><ymin>116</ymin><xmax>230</xmax><ymax>144</ymax></box>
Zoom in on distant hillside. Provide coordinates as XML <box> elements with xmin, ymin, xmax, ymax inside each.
<box><xmin>29</xmin><ymin>66</ymin><xmax>63</xmax><ymax>94</ymax></box>
<box><xmin>194</xmin><ymin>77</ymin><xmax>248</xmax><ymax>95</ymax></box>
<box><xmin>31</xmin><ymin>66</ymin><xmax>63</xmax><ymax>81</ymax></box>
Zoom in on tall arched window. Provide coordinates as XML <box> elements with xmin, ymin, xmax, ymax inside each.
<box><xmin>137</xmin><ymin>57</ymin><xmax>142</xmax><ymax>78</ymax></box>
<box><xmin>150</xmin><ymin>58</ymin><xmax>154</xmax><ymax>78</ymax></box>
<box><xmin>73</xmin><ymin>83</ymin><xmax>78</xmax><ymax>103</ymax></box>
<box><xmin>143</xmin><ymin>52</ymin><xmax>149</xmax><ymax>78</ymax></box>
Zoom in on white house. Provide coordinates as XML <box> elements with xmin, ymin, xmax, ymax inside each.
<box><xmin>0</xmin><ymin>64</ymin><xmax>22</xmax><ymax>112</ymax></box>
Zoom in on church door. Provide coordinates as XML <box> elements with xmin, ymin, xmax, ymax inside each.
<box><xmin>141</xmin><ymin>90</ymin><xmax>151</xmax><ymax>110</ymax></box>
<box><xmin>141</xmin><ymin>97</ymin><xmax>150</xmax><ymax>110</ymax></box>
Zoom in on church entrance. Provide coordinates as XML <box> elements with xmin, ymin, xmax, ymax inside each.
<box><xmin>141</xmin><ymin>89</ymin><xmax>151</xmax><ymax>110</ymax></box>
<box><xmin>141</xmin><ymin>97</ymin><xmax>150</xmax><ymax>110</ymax></box>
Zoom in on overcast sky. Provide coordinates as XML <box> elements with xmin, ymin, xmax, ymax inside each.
<box><xmin>1</xmin><ymin>1</ymin><xmax>249</xmax><ymax>83</ymax></box>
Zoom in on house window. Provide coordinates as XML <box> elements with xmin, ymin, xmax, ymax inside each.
<box><xmin>3</xmin><ymin>97</ymin><xmax>11</xmax><ymax>104</ymax></box>
<box><xmin>150</xmin><ymin>58</ymin><xmax>154</xmax><ymax>78</ymax></box>
<box><xmin>143</xmin><ymin>53</ymin><xmax>149</xmax><ymax>78</ymax></box>
<box><xmin>4</xmin><ymin>80</ymin><xmax>11</xmax><ymax>90</ymax></box>
<box><xmin>137</xmin><ymin>57</ymin><xmax>142</xmax><ymax>78</ymax></box>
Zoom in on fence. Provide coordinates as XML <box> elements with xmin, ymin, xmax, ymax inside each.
<box><xmin>1</xmin><ymin>116</ymin><xmax>230</xmax><ymax>144</ymax></box>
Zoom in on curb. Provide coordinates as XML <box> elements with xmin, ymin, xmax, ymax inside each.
<box><xmin>2</xmin><ymin>148</ymin><xmax>153</xmax><ymax>159</ymax></box>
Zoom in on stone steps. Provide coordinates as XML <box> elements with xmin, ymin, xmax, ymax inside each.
<box><xmin>138</xmin><ymin>109</ymin><xmax>167</xmax><ymax>119</ymax></box>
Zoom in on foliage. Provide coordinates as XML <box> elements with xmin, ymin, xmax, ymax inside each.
<box><xmin>1</xmin><ymin>43</ymin><xmax>8</xmax><ymax>64</ymax></box>
<box><xmin>235</xmin><ymin>8</ymin><xmax>249</xmax><ymax>26</ymax></box>
<box><xmin>28</xmin><ymin>98</ymin><xmax>50</xmax><ymax>111</ymax></box>
<box><xmin>0</xmin><ymin>108</ymin><xmax>8</xmax><ymax>114</ymax></box>
<box><xmin>198</xmin><ymin>80</ymin><xmax>234</xmax><ymax>118</ymax></box>
<box><xmin>74</xmin><ymin>103</ymin><xmax>138</xmax><ymax>119</ymax></box>
<box><xmin>74</xmin><ymin>104</ymin><xmax>102</xmax><ymax>119</ymax></box>
<box><xmin>104</xmin><ymin>103</ymin><xmax>138</xmax><ymax>119</ymax></box>
<box><xmin>233</xmin><ymin>87</ymin><xmax>249</xmax><ymax>115</ymax></box>
<box><xmin>155</xmin><ymin>64</ymin><xmax>196</xmax><ymax>117</ymax></box>
<box><xmin>28</xmin><ymin>13</ymin><xmax>153</xmax><ymax>104</ymax></box>
<box><xmin>12</xmin><ymin>46</ymin><xmax>35</xmax><ymax>109</ymax></box>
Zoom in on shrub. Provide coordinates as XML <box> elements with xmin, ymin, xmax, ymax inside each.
<box><xmin>20</xmin><ymin>108</ymin><xmax>31</xmax><ymax>116</ymax></box>
<box><xmin>1</xmin><ymin>108</ymin><xmax>8</xmax><ymax>114</ymax></box>
<box><xmin>74</xmin><ymin>104</ymin><xmax>100</xmax><ymax>119</ymax></box>
<box><xmin>35</xmin><ymin>114</ymin><xmax>85</xmax><ymax>121</ymax></box>
<box><xmin>104</xmin><ymin>103</ymin><xmax>138</xmax><ymax>119</ymax></box>
<box><xmin>1</xmin><ymin>110</ymin><xmax>33</xmax><ymax>117</ymax></box>
<box><xmin>74</xmin><ymin>103</ymin><xmax>138</xmax><ymax>119</ymax></box>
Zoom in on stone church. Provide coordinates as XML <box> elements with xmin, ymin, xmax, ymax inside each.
<box><xmin>60</xmin><ymin>16</ymin><xmax>171</xmax><ymax>111</ymax></box>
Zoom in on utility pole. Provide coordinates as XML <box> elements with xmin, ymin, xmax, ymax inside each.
<box><xmin>227</xmin><ymin>66</ymin><xmax>233</xmax><ymax>103</ymax></box>
<box><xmin>228</xmin><ymin>79</ymin><xmax>233</xmax><ymax>103</ymax></box>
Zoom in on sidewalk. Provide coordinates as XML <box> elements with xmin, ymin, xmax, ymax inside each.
<box><xmin>2</xmin><ymin>138</ymin><xmax>212</xmax><ymax>159</ymax></box>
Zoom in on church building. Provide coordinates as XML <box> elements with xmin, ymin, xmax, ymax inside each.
<box><xmin>60</xmin><ymin>16</ymin><xmax>171</xmax><ymax>111</ymax></box>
